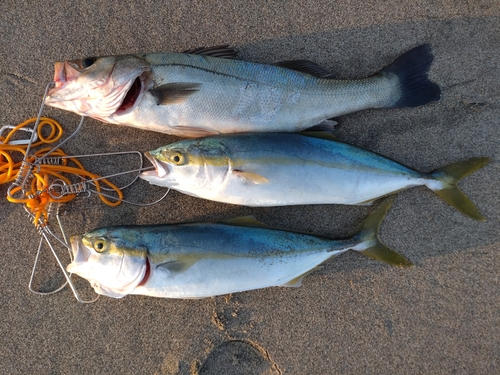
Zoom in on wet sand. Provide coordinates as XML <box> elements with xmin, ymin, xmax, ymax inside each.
<box><xmin>1</xmin><ymin>1</ymin><xmax>499</xmax><ymax>374</ymax></box>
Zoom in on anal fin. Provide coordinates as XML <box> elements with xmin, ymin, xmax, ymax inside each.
<box><xmin>305</xmin><ymin>119</ymin><xmax>338</xmax><ymax>133</ymax></box>
<box><xmin>169</xmin><ymin>125</ymin><xmax>219</xmax><ymax>138</ymax></box>
<box><xmin>280</xmin><ymin>267</ymin><xmax>321</xmax><ymax>288</ymax></box>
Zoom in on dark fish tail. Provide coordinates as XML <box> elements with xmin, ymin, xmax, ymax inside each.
<box><xmin>427</xmin><ymin>157</ymin><xmax>490</xmax><ymax>221</ymax></box>
<box><xmin>380</xmin><ymin>44</ymin><xmax>441</xmax><ymax>108</ymax></box>
<box><xmin>353</xmin><ymin>197</ymin><xmax>413</xmax><ymax>267</ymax></box>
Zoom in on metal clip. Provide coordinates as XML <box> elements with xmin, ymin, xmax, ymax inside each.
<box><xmin>27</xmin><ymin>204</ymin><xmax>99</xmax><ymax>303</ymax></box>
<box><xmin>0</xmin><ymin>125</ymin><xmax>38</xmax><ymax>145</ymax></box>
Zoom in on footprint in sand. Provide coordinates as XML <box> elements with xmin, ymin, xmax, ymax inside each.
<box><xmin>199</xmin><ymin>340</ymin><xmax>281</xmax><ymax>375</ymax></box>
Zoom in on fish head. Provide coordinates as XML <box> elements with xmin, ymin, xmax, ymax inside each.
<box><xmin>67</xmin><ymin>227</ymin><xmax>148</xmax><ymax>298</ymax></box>
<box><xmin>45</xmin><ymin>55</ymin><xmax>151</xmax><ymax>120</ymax></box>
<box><xmin>141</xmin><ymin>138</ymin><xmax>230</xmax><ymax>192</ymax></box>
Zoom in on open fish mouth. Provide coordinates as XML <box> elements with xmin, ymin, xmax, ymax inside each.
<box><xmin>114</xmin><ymin>75</ymin><xmax>145</xmax><ymax>115</ymax></box>
<box><xmin>67</xmin><ymin>235</ymin><xmax>92</xmax><ymax>273</ymax></box>
<box><xmin>116</xmin><ymin>77</ymin><xmax>141</xmax><ymax>112</ymax></box>
<box><xmin>143</xmin><ymin>151</ymin><xmax>170</xmax><ymax>178</ymax></box>
<box><xmin>46</xmin><ymin>58</ymin><xmax>150</xmax><ymax>117</ymax></box>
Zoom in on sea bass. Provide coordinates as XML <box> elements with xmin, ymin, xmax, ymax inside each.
<box><xmin>67</xmin><ymin>198</ymin><xmax>411</xmax><ymax>299</ymax></box>
<box><xmin>140</xmin><ymin>132</ymin><xmax>489</xmax><ymax>220</ymax></box>
<box><xmin>45</xmin><ymin>45</ymin><xmax>440</xmax><ymax>137</ymax></box>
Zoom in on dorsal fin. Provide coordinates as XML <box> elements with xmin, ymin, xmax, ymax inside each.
<box><xmin>219</xmin><ymin>216</ymin><xmax>269</xmax><ymax>228</ymax></box>
<box><xmin>182</xmin><ymin>45</ymin><xmax>238</xmax><ymax>59</ymax></box>
<box><xmin>274</xmin><ymin>59</ymin><xmax>334</xmax><ymax>78</ymax></box>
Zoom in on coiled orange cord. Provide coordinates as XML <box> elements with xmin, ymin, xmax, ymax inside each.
<box><xmin>1</xmin><ymin>117</ymin><xmax>123</xmax><ymax>226</ymax></box>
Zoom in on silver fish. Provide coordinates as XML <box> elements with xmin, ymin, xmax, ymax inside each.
<box><xmin>67</xmin><ymin>198</ymin><xmax>411</xmax><ymax>299</ymax></box>
<box><xmin>140</xmin><ymin>132</ymin><xmax>489</xmax><ymax>220</ymax></box>
<box><xmin>45</xmin><ymin>45</ymin><xmax>440</xmax><ymax>137</ymax></box>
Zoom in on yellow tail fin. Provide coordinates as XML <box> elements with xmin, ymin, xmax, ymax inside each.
<box><xmin>429</xmin><ymin>157</ymin><xmax>490</xmax><ymax>221</ymax></box>
<box><xmin>355</xmin><ymin>197</ymin><xmax>413</xmax><ymax>267</ymax></box>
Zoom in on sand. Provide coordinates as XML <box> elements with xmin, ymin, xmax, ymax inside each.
<box><xmin>1</xmin><ymin>1</ymin><xmax>499</xmax><ymax>374</ymax></box>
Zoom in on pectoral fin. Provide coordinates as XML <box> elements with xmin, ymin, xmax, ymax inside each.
<box><xmin>150</xmin><ymin>83</ymin><xmax>201</xmax><ymax>105</ymax></box>
<box><xmin>157</xmin><ymin>258</ymin><xmax>197</xmax><ymax>274</ymax></box>
<box><xmin>232</xmin><ymin>170</ymin><xmax>269</xmax><ymax>184</ymax></box>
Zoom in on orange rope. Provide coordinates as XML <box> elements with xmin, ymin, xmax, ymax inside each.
<box><xmin>1</xmin><ymin>117</ymin><xmax>124</xmax><ymax>226</ymax></box>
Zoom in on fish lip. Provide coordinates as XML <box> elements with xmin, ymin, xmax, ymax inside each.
<box><xmin>53</xmin><ymin>61</ymin><xmax>66</xmax><ymax>84</ymax></box>
<box><xmin>143</xmin><ymin>151</ymin><xmax>169</xmax><ymax>178</ymax></box>
<box><xmin>69</xmin><ymin>235</ymin><xmax>92</xmax><ymax>264</ymax></box>
<box><xmin>47</xmin><ymin>62</ymin><xmax>68</xmax><ymax>98</ymax></box>
<box><xmin>48</xmin><ymin>61</ymin><xmax>83</xmax><ymax>98</ymax></box>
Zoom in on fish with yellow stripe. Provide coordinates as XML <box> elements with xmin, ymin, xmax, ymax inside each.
<box><xmin>67</xmin><ymin>198</ymin><xmax>410</xmax><ymax>299</ymax></box>
<box><xmin>140</xmin><ymin>132</ymin><xmax>489</xmax><ymax>220</ymax></box>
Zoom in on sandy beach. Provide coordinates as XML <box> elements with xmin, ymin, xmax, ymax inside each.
<box><xmin>1</xmin><ymin>1</ymin><xmax>499</xmax><ymax>374</ymax></box>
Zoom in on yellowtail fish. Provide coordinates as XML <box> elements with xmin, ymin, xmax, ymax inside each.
<box><xmin>67</xmin><ymin>198</ymin><xmax>411</xmax><ymax>299</ymax></box>
<box><xmin>140</xmin><ymin>132</ymin><xmax>489</xmax><ymax>220</ymax></box>
<box><xmin>45</xmin><ymin>45</ymin><xmax>440</xmax><ymax>137</ymax></box>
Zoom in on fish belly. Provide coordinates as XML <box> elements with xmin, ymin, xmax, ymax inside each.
<box><xmin>132</xmin><ymin>251</ymin><xmax>337</xmax><ymax>298</ymax></box>
<box><xmin>211</xmin><ymin>167</ymin><xmax>423</xmax><ymax>206</ymax></box>
<box><xmin>190</xmin><ymin>135</ymin><xmax>426</xmax><ymax>206</ymax></box>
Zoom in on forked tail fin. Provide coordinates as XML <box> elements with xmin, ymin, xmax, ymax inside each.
<box><xmin>427</xmin><ymin>157</ymin><xmax>490</xmax><ymax>221</ymax></box>
<box><xmin>353</xmin><ymin>196</ymin><xmax>413</xmax><ymax>267</ymax></box>
<box><xmin>380</xmin><ymin>44</ymin><xmax>441</xmax><ymax>108</ymax></box>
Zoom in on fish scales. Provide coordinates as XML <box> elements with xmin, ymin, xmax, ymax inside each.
<box><xmin>128</xmin><ymin>53</ymin><xmax>385</xmax><ymax>131</ymax></box>
<box><xmin>67</xmin><ymin>199</ymin><xmax>412</xmax><ymax>299</ymax></box>
<box><xmin>141</xmin><ymin>133</ymin><xmax>489</xmax><ymax>220</ymax></box>
<box><xmin>135</xmin><ymin>224</ymin><xmax>347</xmax><ymax>298</ymax></box>
<box><xmin>45</xmin><ymin>45</ymin><xmax>440</xmax><ymax>136</ymax></box>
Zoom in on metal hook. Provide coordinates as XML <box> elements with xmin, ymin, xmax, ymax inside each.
<box><xmin>26</xmin><ymin>205</ymin><xmax>99</xmax><ymax>303</ymax></box>
<box><xmin>40</xmin><ymin>228</ymin><xmax>100</xmax><ymax>304</ymax></box>
<box><xmin>46</xmin><ymin>166</ymin><xmax>170</xmax><ymax>206</ymax></box>
<box><xmin>24</xmin><ymin>81</ymin><xmax>55</xmax><ymax>158</ymax></box>
<box><xmin>29</xmin><ymin>236</ymin><xmax>69</xmax><ymax>296</ymax></box>
<box><xmin>6</xmin><ymin>81</ymin><xmax>84</xmax><ymax>197</ymax></box>
<box><xmin>34</xmin><ymin>115</ymin><xmax>85</xmax><ymax>163</ymax></box>
<box><xmin>36</xmin><ymin>150</ymin><xmax>146</xmax><ymax>191</ymax></box>
<box><xmin>87</xmin><ymin>186</ymin><xmax>171</xmax><ymax>206</ymax></box>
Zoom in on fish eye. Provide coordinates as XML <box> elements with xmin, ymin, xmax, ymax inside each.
<box><xmin>81</xmin><ymin>58</ymin><xmax>96</xmax><ymax>68</ymax></box>
<box><xmin>169</xmin><ymin>152</ymin><xmax>185</xmax><ymax>165</ymax></box>
<box><xmin>93</xmin><ymin>240</ymin><xmax>107</xmax><ymax>253</ymax></box>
